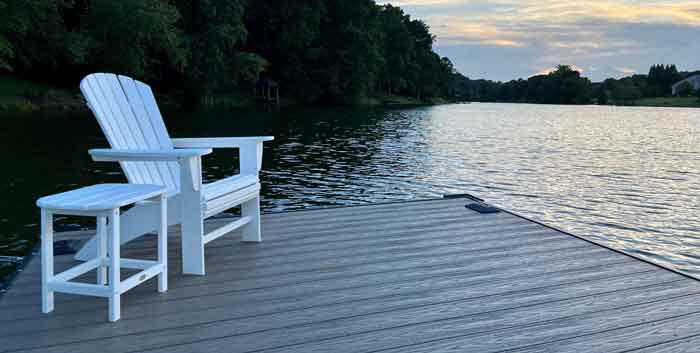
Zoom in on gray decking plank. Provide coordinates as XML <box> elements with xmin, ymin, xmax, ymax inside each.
<box><xmin>7</xmin><ymin>221</ymin><xmax>549</xmax><ymax>286</ymax></box>
<box><xmin>19</xmin><ymin>210</ymin><xmax>518</xmax><ymax>272</ymax></box>
<box><xmin>504</xmin><ymin>303</ymin><xmax>700</xmax><ymax>353</ymax></box>
<box><xmin>350</xmin><ymin>288</ymin><xmax>700</xmax><ymax>353</ymax></box>
<box><xmin>4</xmin><ymin>263</ymin><xmax>677</xmax><ymax>353</ymax></box>
<box><xmin>103</xmin><ymin>214</ymin><xmax>526</xmax><ymax>258</ymax></box>
<box><xmin>12</xmin><ymin>218</ymin><xmax>550</xmax><ymax>282</ymax></box>
<box><xmin>6</xmin><ymin>230</ymin><xmax>568</xmax><ymax>300</ymax></box>
<box><xmin>625</xmin><ymin>335</ymin><xmax>700</xmax><ymax>353</ymax></box>
<box><xmin>2</xmin><ymin>250</ymin><xmax>642</xmax><ymax>338</ymax></box>
<box><xmin>104</xmin><ymin>272</ymin><xmax>700</xmax><ymax>353</ymax></box>
<box><xmin>251</xmin><ymin>199</ymin><xmax>491</xmax><ymax>234</ymax></box>
<box><xmin>257</xmin><ymin>198</ymin><xmax>475</xmax><ymax>223</ymax></box>
<box><xmin>5</xmin><ymin>226</ymin><xmax>572</xmax><ymax>299</ymax></box>
<box><xmin>1</xmin><ymin>239</ymin><xmax>611</xmax><ymax>318</ymax></box>
<box><xmin>2</xmin><ymin>225</ymin><xmax>585</xmax><ymax>302</ymax></box>
<box><xmin>1</xmin><ymin>245</ymin><xmax>622</xmax><ymax>328</ymax></box>
<box><xmin>1</xmin><ymin>197</ymin><xmax>697</xmax><ymax>353</ymax></box>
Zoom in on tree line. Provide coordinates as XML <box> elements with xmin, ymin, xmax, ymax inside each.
<box><xmin>597</xmin><ymin>65</ymin><xmax>700</xmax><ymax>102</ymax></box>
<box><xmin>0</xmin><ymin>0</ymin><xmax>470</xmax><ymax>106</ymax></box>
<box><xmin>459</xmin><ymin>64</ymin><xmax>699</xmax><ymax>105</ymax></box>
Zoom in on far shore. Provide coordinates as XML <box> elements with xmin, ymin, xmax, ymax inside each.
<box><xmin>1</xmin><ymin>75</ymin><xmax>698</xmax><ymax>113</ymax></box>
<box><xmin>0</xmin><ymin>75</ymin><xmax>450</xmax><ymax>113</ymax></box>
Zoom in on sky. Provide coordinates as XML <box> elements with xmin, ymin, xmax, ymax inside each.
<box><xmin>378</xmin><ymin>0</ymin><xmax>700</xmax><ymax>82</ymax></box>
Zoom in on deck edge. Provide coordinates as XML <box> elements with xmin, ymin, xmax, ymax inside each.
<box><xmin>452</xmin><ymin>193</ymin><xmax>700</xmax><ymax>283</ymax></box>
<box><xmin>5</xmin><ymin>194</ymin><xmax>696</xmax><ymax>304</ymax></box>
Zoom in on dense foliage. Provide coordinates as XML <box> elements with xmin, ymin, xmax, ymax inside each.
<box><xmin>594</xmin><ymin>65</ymin><xmax>699</xmax><ymax>103</ymax></box>
<box><xmin>454</xmin><ymin>65</ymin><xmax>592</xmax><ymax>104</ymax></box>
<box><xmin>646</xmin><ymin>64</ymin><xmax>682</xmax><ymax>96</ymax></box>
<box><xmin>1</xmin><ymin>0</ymin><xmax>695</xmax><ymax>106</ymax></box>
<box><xmin>0</xmin><ymin>0</ymin><xmax>465</xmax><ymax>105</ymax></box>
<box><xmin>456</xmin><ymin>64</ymin><xmax>697</xmax><ymax>105</ymax></box>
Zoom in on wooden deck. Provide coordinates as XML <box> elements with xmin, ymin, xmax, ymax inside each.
<box><xmin>2</xmin><ymin>196</ymin><xmax>700</xmax><ymax>353</ymax></box>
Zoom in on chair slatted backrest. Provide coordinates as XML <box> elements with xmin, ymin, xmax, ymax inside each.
<box><xmin>80</xmin><ymin>73</ymin><xmax>180</xmax><ymax>194</ymax></box>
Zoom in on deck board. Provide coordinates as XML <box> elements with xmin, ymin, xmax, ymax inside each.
<box><xmin>1</xmin><ymin>197</ymin><xmax>699</xmax><ymax>353</ymax></box>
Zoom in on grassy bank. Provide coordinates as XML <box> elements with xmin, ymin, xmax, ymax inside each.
<box><xmin>356</xmin><ymin>93</ymin><xmax>446</xmax><ymax>106</ymax></box>
<box><xmin>630</xmin><ymin>97</ymin><xmax>700</xmax><ymax>108</ymax></box>
<box><xmin>0</xmin><ymin>75</ymin><xmax>87</xmax><ymax>111</ymax></box>
<box><xmin>1</xmin><ymin>75</ymin><xmax>444</xmax><ymax>112</ymax></box>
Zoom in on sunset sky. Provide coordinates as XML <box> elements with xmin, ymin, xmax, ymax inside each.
<box><xmin>379</xmin><ymin>1</ymin><xmax>700</xmax><ymax>82</ymax></box>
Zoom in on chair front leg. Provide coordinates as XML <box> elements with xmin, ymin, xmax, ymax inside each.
<box><xmin>178</xmin><ymin>156</ymin><xmax>206</xmax><ymax>275</ymax></box>
<box><xmin>238</xmin><ymin>141</ymin><xmax>263</xmax><ymax>175</ymax></box>
<box><xmin>239</xmin><ymin>142</ymin><xmax>263</xmax><ymax>243</ymax></box>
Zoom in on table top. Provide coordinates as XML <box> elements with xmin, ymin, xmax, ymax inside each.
<box><xmin>37</xmin><ymin>184</ymin><xmax>166</xmax><ymax>211</ymax></box>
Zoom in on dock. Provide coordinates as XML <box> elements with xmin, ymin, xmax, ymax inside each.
<box><xmin>2</xmin><ymin>196</ymin><xmax>700</xmax><ymax>352</ymax></box>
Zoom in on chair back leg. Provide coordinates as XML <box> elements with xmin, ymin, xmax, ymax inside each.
<box><xmin>242</xmin><ymin>195</ymin><xmax>262</xmax><ymax>242</ymax></box>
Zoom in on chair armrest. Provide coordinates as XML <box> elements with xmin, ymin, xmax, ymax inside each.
<box><xmin>89</xmin><ymin>148</ymin><xmax>212</xmax><ymax>162</ymax></box>
<box><xmin>171</xmin><ymin>137</ymin><xmax>274</xmax><ymax>149</ymax></box>
<box><xmin>90</xmin><ymin>148</ymin><xmax>210</xmax><ymax>192</ymax></box>
<box><xmin>171</xmin><ymin>137</ymin><xmax>273</xmax><ymax>175</ymax></box>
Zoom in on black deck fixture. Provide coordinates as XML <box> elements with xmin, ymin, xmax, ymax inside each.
<box><xmin>443</xmin><ymin>193</ymin><xmax>484</xmax><ymax>202</ymax></box>
<box><xmin>442</xmin><ymin>193</ymin><xmax>499</xmax><ymax>213</ymax></box>
<box><xmin>53</xmin><ymin>239</ymin><xmax>83</xmax><ymax>255</ymax></box>
<box><xmin>465</xmin><ymin>201</ymin><xmax>501</xmax><ymax>214</ymax></box>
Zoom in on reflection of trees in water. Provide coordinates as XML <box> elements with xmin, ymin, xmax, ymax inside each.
<box><xmin>223</xmin><ymin>108</ymin><xmax>432</xmax><ymax>209</ymax></box>
<box><xmin>0</xmin><ymin>107</ymin><xmax>431</xmax><ymax>278</ymax></box>
<box><xmin>0</xmin><ymin>111</ymin><xmax>119</xmax><ymax>277</ymax></box>
<box><xmin>172</xmin><ymin>107</ymin><xmax>433</xmax><ymax>211</ymax></box>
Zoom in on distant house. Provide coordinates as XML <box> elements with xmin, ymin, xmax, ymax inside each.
<box><xmin>671</xmin><ymin>74</ymin><xmax>700</xmax><ymax>95</ymax></box>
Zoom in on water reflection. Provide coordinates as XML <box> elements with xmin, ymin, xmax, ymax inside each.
<box><xmin>1</xmin><ymin>103</ymin><xmax>699</xmax><ymax>277</ymax></box>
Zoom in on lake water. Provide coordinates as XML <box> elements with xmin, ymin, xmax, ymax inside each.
<box><xmin>1</xmin><ymin>103</ymin><xmax>699</xmax><ymax>279</ymax></box>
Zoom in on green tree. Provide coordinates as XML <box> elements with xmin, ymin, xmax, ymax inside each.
<box><xmin>550</xmin><ymin>65</ymin><xmax>591</xmax><ymax>104</ymax></box>
<box><xmin>245</xmin><ymin>0</ymin><xmax>326</xmax><ymax>100</ymax></box>
<box><xmin>81</xmin><ymin>0</ymin><xmax>185</xmax><ymax>79</ymax></box>
<box><xmin>438</xmin><ymin>57</ymin><xmax>460</xmax><ymax>99</ymax></box>
<box><xmin>0</xmin><ymin>0</ymin><xmax>471</xmax><ymax>106</ymax></box>
<box><xmin>319</xmin><ymin>0</ymin><xmax>384</xmax><ymax>103</ymax></box>
<box><xmin>611</xmin><ymin>79</ymin><xmax>642</xmax><ymax>102</ymax></box>
<box><xmin>177</xmin><ymin>0</ymin><xmax>266</xmax><ymax>105</ymax></box>
<box><xmin>0</xmin><ymin>0</ymin><xmax>85</xmax><ymax>72</ymax></box>
<box><xmin>405</xmin><ymin>19</ymin><xmax>438</xmax><ymax>100</ymax></box>
<box><xmin>647</xmin><ymin>64</ymin><xmax>681</xmax><ymax>96</ymax></box>
<box><xmin>675</xmin><ymin>81</ymin><xmax>694</xmax><ymax>97</ymax></box>
<box><xmin>596</xmin><ymin>88</ymin><xmax>609</xmax><ymax>105</ymax></box>
<box><xmin>377</xmin><ymin>5</ymin><xmax>414</xmax><ymax>95</ymax></box>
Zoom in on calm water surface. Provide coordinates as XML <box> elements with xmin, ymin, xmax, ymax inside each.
<box><xmin>1</xmin><ymin>103</ymin><xmax>699</xmax><ymax>278</ymax></box>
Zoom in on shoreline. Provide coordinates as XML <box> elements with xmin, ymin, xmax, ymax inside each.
<box><xmin>0</xmin><ymin>75</ymin><xmax>457</xmax><ymax>113</ymax></box>
<box><xmin>3</xmin><ymin>75</ymin><xmax>697</xmax><ymax>113</ymax></box>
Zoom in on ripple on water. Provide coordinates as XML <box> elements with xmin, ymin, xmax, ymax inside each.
<box><xmin>1</xmin><ymin>103</ymin><xmax>699</xmax><ymax>279</ymax></box>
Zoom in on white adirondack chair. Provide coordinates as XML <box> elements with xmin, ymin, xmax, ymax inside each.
<box><xmin>75</xmin><ymin>73</ymin><xmax>273</xmax><ymax>275</ymax></box>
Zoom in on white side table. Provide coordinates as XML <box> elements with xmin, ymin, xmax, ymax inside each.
<box><xmin>36</xmin><ymin>184</ymin><xmax>168</xmax><ymax>322</ymax></box>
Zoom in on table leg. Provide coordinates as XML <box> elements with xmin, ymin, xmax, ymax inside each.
<box><xmin>158</xmin><ymin>194</ymin><xmax>168</xmax><ymax>292</ymax></box>
<box><xmin>97</xmin><ymin>216</ymin><xmax>107</xmax><ymax>285</ymax></box>
<box><xmin>41</xmin><ymin>209</ymin><xmax>54</xmax><ymax>313</ymax></box>
<box><xmin>108</xmin><ymin>209</ymin><xmax>121</xmax><ymax>322</ymax></box>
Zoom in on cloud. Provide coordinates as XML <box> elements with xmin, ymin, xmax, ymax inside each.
<box><xmin>381</xmin><ymin>0</ymin><xmax>466</xmax><ymax>6</ymax></box>
<box><xmin>515</xmin><ymin>1</ymin><xmax>700</xmax><ymax>27</ymax></box>
<box><xmin>433</xmin><ymin>22</ymin><xmax>527</xmax><ymax>47</ymax></box>
<box><xmin>377</xmin><ymin>0</ymin><xmax>700</xmax><ymax>81</ymax></box>
<box><xmin>383</xmin><ymin>1</ymin><xmax>700</xmax><ymax>26</ymax></box>
<box><xmin>536</xmin><ymin>64</ymin><xmax>585</xmax><ymax>76</ymax></box>
<box><xmin>616</xmin><ymin>67</ymin><xmax>636</xmax><ymax>76</ymax></box>
<box><xmin>480</xmin><ymin>39</ymin><xmax>526</xmax><ymax>48</ymax></box>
